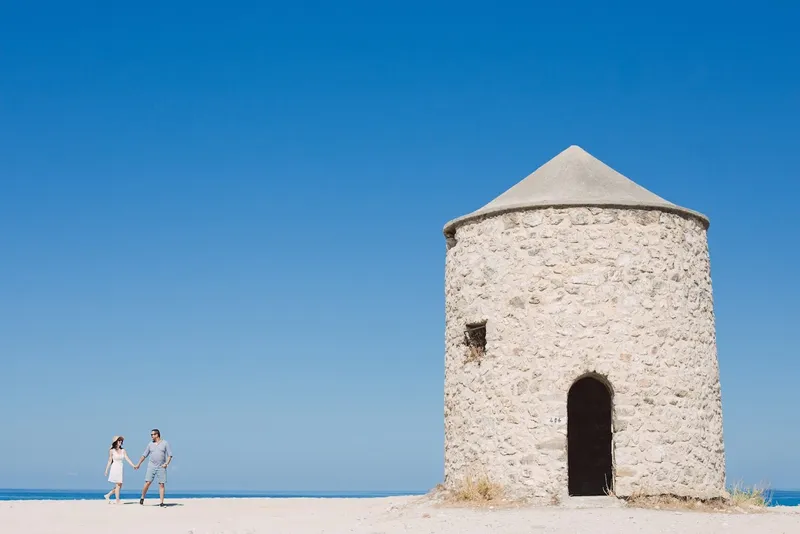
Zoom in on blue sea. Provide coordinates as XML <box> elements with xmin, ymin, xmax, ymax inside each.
<box><xmin>764</xmin><ymin>490</ymin><xmax>800</xmax><ymax>507</ymax></box>
<box><xmin>1</xmin><ymin>488</ymin><xmax>797</xmax><ymax>506</ymax></box>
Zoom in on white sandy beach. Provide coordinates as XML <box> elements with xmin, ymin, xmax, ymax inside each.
<box><xmin>1</xmin><ymin>496</ymin><xmax>798</xmax><ymax>534</ymax></box>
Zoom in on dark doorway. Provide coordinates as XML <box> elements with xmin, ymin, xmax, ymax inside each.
<box><xmin>567</xmin><ymin>376</ymin><xmax>613</xmax><ymax>496</ymax></box>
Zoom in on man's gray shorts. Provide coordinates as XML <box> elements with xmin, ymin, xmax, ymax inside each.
<box><xmin>144</xmin><ymin>465</ymin><xmax>167</xmax><ymax>484</ymax></box>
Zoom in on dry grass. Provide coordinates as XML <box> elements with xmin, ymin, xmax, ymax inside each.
<box><xmin>624</xmin><ymin>482</ymin><xmax>770</xmax><ymax>513</ymax></box>
<box><xmin>431</xmin><ymin>474</ymin><xmax>516</xmax><ymax>508</ymax></box>
<box><xmin>729</xmin><ymin>481</ymin><xmax>770</xmax><ymax>508</ymax></box>
<box><xmin>452</xmin><ymin>473</ymin><xmax>504</xmax><ymax>503</ymax></box>
<box><xmin>625</xmin><ymin>491</ymin><xmax>729</xmax><ymax>512</ymax></box>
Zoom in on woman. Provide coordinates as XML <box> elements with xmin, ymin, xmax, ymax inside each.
<box><xmin>104</xmin><ymin>435</ymin><xmax>136</xmax><ymax>503</ymax></box>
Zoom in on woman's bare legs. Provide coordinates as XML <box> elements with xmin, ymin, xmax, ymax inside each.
<box><xmin>114</xmin><ymin>483</ymin><xmax>122</xmax><ymax>503</ymax></box>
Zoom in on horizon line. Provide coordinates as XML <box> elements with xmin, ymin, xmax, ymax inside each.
<box><xmin>0</xmin><ymin>488</ymin><xmax>430</xmax><ymax>493</ymax></box>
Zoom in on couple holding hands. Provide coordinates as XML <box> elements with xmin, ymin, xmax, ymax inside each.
<box><xmin>104</xmin><ymin>428</ymin><xmax>173</xmax><ymax>506</ymax></box>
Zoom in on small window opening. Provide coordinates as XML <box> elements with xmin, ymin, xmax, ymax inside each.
<box><xmin>445</xmin><ymin>233</ymin><xmax>457</xmax><ymax>251</ymax></box>
<box><xmin>463</xmin><ymin>321</ymin><xmax>487</xmax><ymax>364</ymax></box>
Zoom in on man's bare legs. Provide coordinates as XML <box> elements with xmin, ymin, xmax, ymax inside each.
<box><xmin>140</xmin><ymin>480</ymin><xmax>152</xmax><ymax>504</ymax></box>
<box><xmin>139</xmin><ymin>480</ymin><xmax>165</xmax><ymax>505</ymax></box>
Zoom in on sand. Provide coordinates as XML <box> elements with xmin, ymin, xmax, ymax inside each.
<box><xmin>1</xmin><ymin>496</ymin><xmax>798</xmax><ymax>534</ymax></box>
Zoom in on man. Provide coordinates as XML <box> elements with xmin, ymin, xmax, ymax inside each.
<box><xmin>134</xmin><ymin>428</ymin><xmax>173</xmax><ymax>506</ymax></box>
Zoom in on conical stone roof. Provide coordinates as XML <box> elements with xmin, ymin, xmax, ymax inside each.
<box><xmin>443</xmin><ymin>145</ymin><xmax>708</xmax><ymax>234</ymax></box>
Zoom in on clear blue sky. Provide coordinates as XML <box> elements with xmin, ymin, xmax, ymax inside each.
<box><xmin>1</xmin><ymin>1</ymin><xmax>798</xmax><ymax>491</ymax></box>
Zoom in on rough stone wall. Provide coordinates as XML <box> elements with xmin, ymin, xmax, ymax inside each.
<box><xmin>443</xmin><ymin>207</ymin><xmax>725</xmax><ymax>500</ymax></box>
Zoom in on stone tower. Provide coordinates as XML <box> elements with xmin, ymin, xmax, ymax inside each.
<box><xmin>442</xmin><ymin>146</ymin><xmax>725</xmax><ymax>501</ymax></box>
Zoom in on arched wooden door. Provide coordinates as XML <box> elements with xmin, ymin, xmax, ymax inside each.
<box><xmin>567</xmin><ymin>376</ymin><xmax>613</xmax><ymax>496</ymax></box>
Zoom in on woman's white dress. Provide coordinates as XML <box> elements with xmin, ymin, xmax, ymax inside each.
<box><xmin>108</xmin><ymin>449</ymin><xmax>125</xmax><ymax>484</ymax></box>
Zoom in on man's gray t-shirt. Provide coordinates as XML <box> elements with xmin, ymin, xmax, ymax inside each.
<box><xmin>141</xmin><ymin>440</ymin><xmax>173</xmax><ymax>467</ymax></box>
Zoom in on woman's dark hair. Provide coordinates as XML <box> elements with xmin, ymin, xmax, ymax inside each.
<box><xmin>110</xmin><ymin>437</ymin><xmax>124</xmax><ymax>450</ymax></box>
